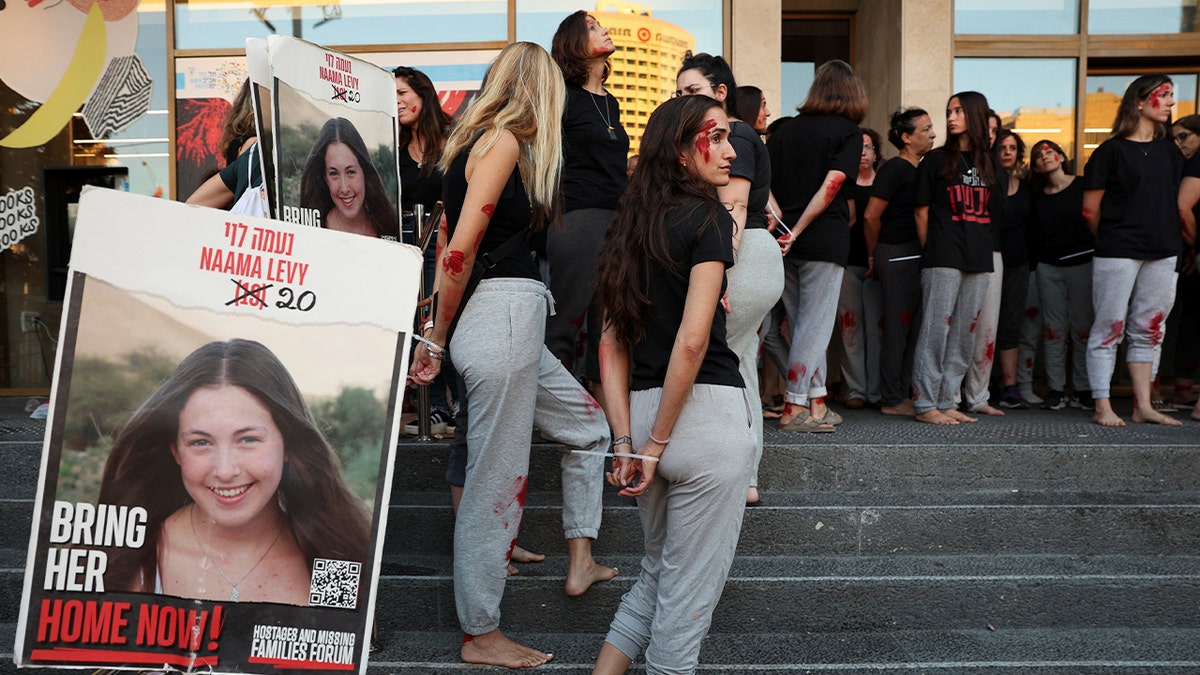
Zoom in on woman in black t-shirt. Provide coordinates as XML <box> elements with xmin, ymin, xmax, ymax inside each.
<box><xmin>1180</xmin><ymin>144</ymin><xmax>1200</xmax><ymax>421</ymax></box>
<box><xmin>766</xmin><ymin>59</ymin><xmax>867</xmax><ymax>432</ymax></box>
<box><xmin>675</xmin><ymin>53</ymin><xmax>782</xmax><ymax>505</ymax></box>
<box><xmin>865</xmin><ymin>107</ymin><xmax>936</xmax><ymax>416</ymax></box>
<box><xmin>592</xmin><ymin>95</ymin><xmax>755</xmax><ymax>675</ymax></box>
<box><xmin>1028</xmin><ymin>139</ymin><xmax>1095</xmax><ymax>410</ymax></box>
<box><xmin>993</xmin><ymin>129</ymin><xmax>1036</xmax><ymax>410</ymax></box>
<box><xmin>1082</xmin><ymin>74</ymin><xmax>1185</xmax><ymax>428</ymax></box>
<box><xmin>408</xmin><ymin>42</ymin><xmax>615</xmax><ymax>669</ymax></box>
<box><xmin>545</xmin><ymin>10</ymin><xmax>630</xmax><ymax>398</ymax></box>
<box><xmin>911</xmin><ymin>90</ymin><xmax>998</xmax><ymax>425</ymax></box>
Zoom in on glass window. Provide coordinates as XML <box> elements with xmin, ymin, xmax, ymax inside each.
<box><xmin>1083</xmin><ymin>72</ymin><xmax>1198</xmax><ymax>164</ymax></box>
<box><xmin>174</xmin><ymin>0</ymin><xmax>508</xmax><ymax>51</ymax></box>
<box><xmin>954</xmin><ymin>58</ymin><xmax>1079</xmax><ymax>166</ymax></box>
<box><xmin>1089</xmin><ymin>0</ymin><xmax>1198</xmax><ymax>35</ymax></box>
<box><xmin>781</xmin><ymin>17</ymin><xmax>851</xmax><ymax>117</ymax></box>
<box><xmin>955</xmin><ymin>0</ymin><xmax>1079</xmax><ymax>35</ymax></box>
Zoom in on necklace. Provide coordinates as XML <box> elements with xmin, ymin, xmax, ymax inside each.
<box><xmin>588</xmin><ymin>90</ymin><xmax>617</xmax><ymax>141</ymax></box>
<box><xmin>191</xmin><ymin>504</ymin><xmax>285</xmax><ymax>602</ymax></box>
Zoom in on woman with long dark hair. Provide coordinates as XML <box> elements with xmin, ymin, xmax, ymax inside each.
<box><xmin>991</xmin><ymin>129</ymin><xmax>1036</xmax><ymax>411</ymax></box>
<box><xmin>298</xmin><ymin>117</ymin><xmax>400</xmax><ymax>239</ymax></box>
<box><xmin>1179</xmin><ymin>116</ymin><xmax>1200</xmax><ymax>421</ymax></box>
<box><xmin>544</xmin><ymin>10</ymin><xmax>629</xmax><ymax>403</ymax></box>
<box><xmin>734</xmin><ymin>84</ymin><xmax>771</xmax><ymax>134</ymax></box>
<box><xmin>1083</xmin><ymin>74</ymin><xmax>1186</xmax><ymax>427</ymax></box>
<box><xmin>592</xmin><ymin>93</ymin><xmax>754</xmax><ymax>675</ymax></box>
<box><xmin>864</xmin><ymin>107</ymin><xmax>936</xmax><ymax>416</ymax></box>
<box><xmin>99</xmin><ymin>339</ymin><xmax>370</xmax><ymax>605</ymax></box>
<box><xmin>675</xmin><ymin>52</ymin><xmax>781</xmax><ymax>505</ymax></box>
<box><xmin>767</xmin><ymin>59</ymin><xmax>867</xmax><ymax>432</ymax></box>
<box><xmin>1028</xmin><ymin>139</ymin><xmax>1095</xmax><ymax>410</ymax></box>
<box><xmin>910</xmin><ymin>91</ymin><xmax>999</xmax><ymax>425</ymax></box>
<box><xmin>407</xmin><ymin>42</ymin><xmax>614</xmax><ymax>668</ymax></box>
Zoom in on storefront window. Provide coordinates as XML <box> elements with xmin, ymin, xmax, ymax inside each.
<box><xmin>781</xmin><ymin>17</ymin><xmax>851</xmax><ymax>116</ymax></box>
<box><xmin>954</xmin><ymin>58</ymin><xmax>1079</xmax><ymax>164</ymax></box>
<box><xmin>174</xmin><ymin>0</ymin><xmax>508</xmax><ymax>50</ymax></box>
<box><xmin>1088</xmin><ymin>0</ymin><xmax>1198</xmax><ymax>35</ymax></box>
<box><xmin>1083</xmin><ymin>73</ymin><xmax>1198</xmax><ymax>163</ymax></box>
<box><xmin>955</xmin><ymin>0</ymin><xmax>1079</xmax><ymax>35</ymax></box>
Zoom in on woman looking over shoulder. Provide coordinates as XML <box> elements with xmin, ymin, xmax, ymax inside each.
<box><xmin>407</xmin><ymin>42</ymin><xmax>615</xmax><ymax>669</ymax></box>
<box><xmin>1082</xmin><ymin>74</ymin><xmax>1185</xmax><ymax>427</ymax></box>
<box><xmin>592</xmin><ymin>93</ymin><xmax>755</xmax><ymax>675</ymax></box>
<box><xmin>675</xmin><ymin>52</ymin><xmax>781</xmax><ymax>506</ymax></box>
<box><xmin>545</xmin><ymin>10</ymin><xmax>629</xmax><ymax>402</ymax></box>
<box><xmin>865</xmin><ymin>108</ymin><xmax>935</xmax><ymax>417</ymax></box>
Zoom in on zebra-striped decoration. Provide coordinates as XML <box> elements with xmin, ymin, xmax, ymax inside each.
<box><xmin>82</xmin><ymin>54</ymin><xmax>153</xmax><ymax>139</ymax></box>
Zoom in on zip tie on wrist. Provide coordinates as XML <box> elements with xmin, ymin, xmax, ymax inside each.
<box><xmin>413</xmin><ymin>335</ymin><xmax>445</xmax><ymax>360</ymax></box>
<box><xmin>422</xmin><ymin>320</ymin><xmax>434</xmax><ymax>332</ymax></box>
<box><xmin>572</xmin><ymin>449</ymin><xmax>660</xmax><ymax>462</ymax></box>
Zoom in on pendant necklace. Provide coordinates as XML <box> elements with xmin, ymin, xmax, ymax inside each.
<box><xmin>191</xmin><ymin>504</ymin><xmax>285</xmax><ymax>601</ymax></box>
<box><xmin>589</xmin><ymin>90</ymin><xmax>617</xmax><ymax>141</ymax></box>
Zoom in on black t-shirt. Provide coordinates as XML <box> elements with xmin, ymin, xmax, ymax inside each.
<box><xmin>914</xmin><ymin>149</ymin><xmax>996</xmax><ymax>273</ymax></box>
<box><xmin>1031</xmin><ymin>177</ymin><xmax>1094</xmax><ymax>267</ymax></box>
<box><xmin>844</xmin><ymin>181</ymin><xmax>871</xmax><ymax>266</ymax></box>
<box><xmin>631</xmin><ymin>203</ymin><xmax>743</xmax><ymax>391</ymax></box>
<box><xmin>728</xmin><ymin>120</ymin><xmax>771</xmax><ymax>231</ymax></box>
<box><xmin>562</xmin><ymin>84</ymin><xmax>629</xmax><ymax>212</ymax></box>
<box><xmin>399</xmin><ymin>146</ymin><xmax>444</xmax><ymax>212</ymax></box>
<box><xmin>767</xmin><ymin>114</ymin><xmax>862</xmax><ymax>264</ymax></box>
<box><xmin>442</xmin><ymin>138</ymin><xmax>540</xmax><ymax>283</ymax></box>
<box><xmin>219</xmin><ymin>144</ymin><xmax>262</xmax><ymax>203</ymax></box>
<box><xmin>1083</xmin><ymin>137</ymin><xmax>1184</xmax><ymax>259</ymax></box>
<box><xmin>872</xmin><ymin>156</ymin><xmax>919</xmax><ymax>246</ymax></box>
<box><xmin>996</xmin><ymin>179</ymin><xmax>1031</xmax><ymax>268</ymax></box>
<box><xmin>1184</xmin><ymin>152</ymin><xmax>1200</xmax><ymax>221</ymax></box>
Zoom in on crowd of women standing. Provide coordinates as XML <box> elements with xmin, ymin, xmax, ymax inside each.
<box><xmin>401</xmin><ymin>17</ymin><xmax>1197</xmax><ymax>671</ymax></box>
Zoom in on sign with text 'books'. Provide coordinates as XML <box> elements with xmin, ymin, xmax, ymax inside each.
<box><xmin>15</xmin><ymin>188</ymin><xmax>420</xmax><ymax>673</ymax></box>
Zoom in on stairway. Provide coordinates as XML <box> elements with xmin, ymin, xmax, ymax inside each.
<box><xmin>2</xmin><ymin>401</ymin><xmax>1200</xmax><ymax>673</ymax></box>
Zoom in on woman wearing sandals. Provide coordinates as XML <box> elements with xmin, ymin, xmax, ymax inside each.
<box><xmin>767</xmin><ymin>59</ymin><xmax>868</xmax><ymax>433</ymax></box>
<box><xmin>674</xmin><ymin>52</ymin><xmax>782</xmax><ymax>505</ymax></box>
<box><xmin>1083</xmin><ymin>74</ymin><xmax>1186</xmax><ymax>427</ymax></box>
<box><xmin>407</xmin><ymin>42</ymin><xmax>616</xmax><ymax>669</ymax></box>
<box><xmin>592</xmin><ymin>92</ymin><xmax>755</xmax><ymax>675</ymax></box>
<box><xmin>910</xmin><ymin>91</ymin><xmax>1001</xmax><ymax>425</ymax></box>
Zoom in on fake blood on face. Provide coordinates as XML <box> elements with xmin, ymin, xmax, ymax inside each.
<box><xmin>694</xmin><ymin>118</ymin><xmax>717</xmax><ymax>162</ymax></box>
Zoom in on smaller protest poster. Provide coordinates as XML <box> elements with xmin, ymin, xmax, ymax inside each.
<box><xmin>15</xmin><ymin>188</ymin><xmax>420</xmax><ymax>674</ymax></box>
<box><xmin>267</xmin><ymin>36</ymin><xmax>401</xmax><ymax>240</ymax></box>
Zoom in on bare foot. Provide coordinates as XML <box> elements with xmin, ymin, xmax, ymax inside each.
<box><xmin>810</xmin><ymin>399</ymin><xmax>829</xmax><ymax>421</ymax></box>
<box><xmin>461</xmin><ymin>629</ymin><xmax>552</xmax><ymax>668</ymax></box>
<box><xmin>881</xmin><ymin>400</ymin><xmax>915</xmax><ymax>416</ymax></box>
<box><xmin>778</xmin><ymin>404</ymin><xmax>808</xmax><ymax>428</ymax></box>
<box><xmin>747</xmin><ymin>486</ymin><xmax>760</xmax><ymax>505</ymax></box>
<box><xmin>1092</xmin><ymin>409</ymin><xmax>1126</xmax><ymax>427</ymax></box>
<box><xmin>916</xmin><ymin>409</ymin><xmax>959</xmax><ymax>425</ymax></box>
<box><xmin>1132</xmin><ymin>407</ymin><xmax>1183</xmax><ymax>426</ymax></box>
<box><xmin>945</xmin><ymin>408</ymin><xmax>978</xmax><ymax>423</ymax></box>
<box><xmin>512</xmin><ymin>546</ymin><xmax>545</xmax><ymax>564</ymax></box>
<box><xmin>975</xmin><ymin>404</ymin><xmax>1005</xmax><ymax>416</ymax></box>
<box><xmin>564</xmin><ymin>556</ymin><xmax>618</xmax><ymax>597</ymax></box>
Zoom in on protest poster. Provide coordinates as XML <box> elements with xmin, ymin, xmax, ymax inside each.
<box><xmin>15</xmin><ymin>187</ymin><xmax>420</xmax><ymax>673</ymax></box>
<box><xmin>266</xmin><ymin>36</ymin><xmax>401</xmax><ymax>240</ymax></box>
<box><xmin>245</xmin><ymin>39</ymin><xmax>277</xmax><ymax>218</ymax></box>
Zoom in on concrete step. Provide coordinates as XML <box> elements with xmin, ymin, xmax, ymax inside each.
<box><xmin>365</xmin><ymin>554</ymin><xmax>1200</xmax><ymax>634</ymax></box>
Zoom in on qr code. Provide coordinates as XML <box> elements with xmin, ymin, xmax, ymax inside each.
<box><xmin>309</xmin><ymin>558</ymin><xmax>361</xmax><ymax>609</ymax></box>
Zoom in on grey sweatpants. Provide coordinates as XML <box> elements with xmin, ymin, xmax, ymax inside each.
<box><xmin>545</xmin><ymin>207</ymin><xmax>614</xmax><ymax>382</ymax></box>
<box><xmin>912</xmin><ymin>267</ymin><xmax>990</xmax><ymax>414</ymax></box>
<box><xmin>1017</xmin><ymin>269</ymin><xmax>1043</xmax><ymax>390</ymax></box>
<box><xmin>725</xmin><ymin>229</ymin><xmax>784</xmax><ymax>489</ymax></box>
<box><xmin>781</xmin><ymin>259</ymin><xmax>844</xmax><ymax>406</ymax></box>
<box><xmin>603</xmin><ymin>384</ymin><xmax>755</xmax><ymax>674</ymax></box>
<box><xmin>1086</xmin><ymin>256</ymin><xmax>1178</xmax><ymax>399</ymax></box>
<box><xmin>962</xmin><ymin>252</ymin><xmax>1003</xmax><ymax>411</ymax></box>
<box><xmin>449</xmin><ymin>277</ymin><xmax>609</xmax><ymax>635</ymax></box>
<box><xmin>876</xmin><ymin>240</ymin><xmax>923</xmax><ymax>406</ymax></box>
<box><xmin>1037</xmin><ymin>263</ymin><xmax>1093</xmax><ymax>392</ymax></box>
<box><xmin>835</xmin><ymin>264</ymin><xmax>883</xmax><ymax>403</ymax></box>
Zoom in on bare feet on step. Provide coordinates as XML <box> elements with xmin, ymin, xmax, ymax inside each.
<box><xmin>881</xmin><ymin>400</ymin><xmax>915</xmax><ymax>416</ymax></box>
<box><xmin>1132</xmin><ymin>406</ymin><xmax>1183</xmax><ymax>426</ymax></box>
<box><xmin>975</xmin><ymin>404</ymin><xmax>1004</xmax><ymax>416</ymax></box>
<box><xmin>945</xmin><ymin>408</ymin><xmax>978</xmax><ymax>423</ymax></box>
<box><xmin>564</xmin><ymin>555</ymin><xmax>618</xmax><ymax>597</ymax></box>
<box><xmin>915</xmin><ymin>409</ymin><xmax>958</xmax><ymax>425</ymax></box>
<box><xmin>461</xmin><ymin>630</ymin><xmax>553</xmax><ymax>669</ymax></box>
<box><xmin>507</xmin><ymin>545</ymin><xmax>545</xmax><ymax>576</ymax></box>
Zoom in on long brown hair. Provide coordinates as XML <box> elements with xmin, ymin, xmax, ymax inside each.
<box><xmin>552</xmin><ymin>10</ymin><xmax>610</xmax><ymax>86</ymax></box>
<box><xmin>99</xmin><ymin>339</ymin><xmax>371</xmax><ymax>594</ymax></box>
<box><xmin>595</xmin><ymin>95</ymin><xmax>725</xmax><ymax>346</ymax></box>
<box><xmin>797</xmin><ymin>59</ymin><xmax>868</xmax><ymax>125</ymax></box>
<box><xmin>1110</xmin><ymin>74</ymin><xmax>1174</xmax><ymax>140</ymax></box>
<box><xmin>394</xmin><ymin>66</ymin><xmax>452</xmax><ymax>178</ymax></box>
<box><xmin>938</xmin><ymin>90</ymin><xmax>995</xmax><ymax>188</ymax></box>
<box><xmin>299</xmin><ymin>117</ymin><xmax>401</xmax><ymax>238</ymax></box>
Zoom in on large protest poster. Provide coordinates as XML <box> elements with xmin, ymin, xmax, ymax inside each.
<box><xmin>15</xmin><ymin>188</ymin><xmax>420</xmax><ymax>673</ymax></box>
<box><xmin>267</xmin><ymin>36</ymin><xmax>401</xmax><ymax>240</ymax></box>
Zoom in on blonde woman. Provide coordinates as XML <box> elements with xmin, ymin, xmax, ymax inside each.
<box><xmin>408</xmin><ymin>42</ymin><xmax>615</xmax><ymax>669</ymax></box>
